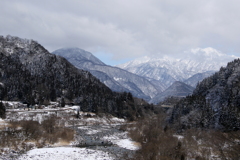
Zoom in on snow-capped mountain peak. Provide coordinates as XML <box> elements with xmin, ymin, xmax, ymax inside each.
<box><xmin>117</xmin><ymin>47</ymin><xmax>238</xmax><ymax>89</ymax></box>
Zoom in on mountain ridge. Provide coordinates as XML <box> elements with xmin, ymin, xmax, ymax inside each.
<box><xmin>117</xmin><ymin>48</ymin><xmax>237</xmax><ymax>89</ymax></box>
<box><xmin>0</xmin><ymin>35</ymin><xmax>152</xmax><ymax>119</ymax></box>
<box><xmin>184</xmin><ymin>71</ymin><xmax>216</xmax><ymax>87</ymax></box>
<box><xmin>52</xmin><ymin>48</ymin><xmax>162</xmax><ymax>101</ymax></box>
<box><xmin>170</xmin><ymin>59</ymin><xmax>240</xmax><ymax>131</ymax></box>
<box><xmin>150</xmin><ymin>81</ymin><xmax>194</xmax><ymax>104</ymax></box>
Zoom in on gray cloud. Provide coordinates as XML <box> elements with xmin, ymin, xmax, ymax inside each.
<box><xmin>1</xmin><ymin>0</ymin><xmax>240</xmax><ymax>63</ymax></box>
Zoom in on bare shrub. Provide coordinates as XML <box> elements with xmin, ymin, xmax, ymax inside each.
<box><xmin>119</xmin><ymin>124</ymin><xmax>128</xmax><ymax>132</ymax></box>
<box><xmin>225</xmin><ymin>131</ymin><xmax>240</xmax><ymax>159</ymax></box>
<box><xmin>20</xmin><ymin>120</ymin><xmax>41</xmax><ymax>139</ymax></box>
<box><xmin>128</xmin><ymin>113</ymin><xmax>185</xmax><ymax>160</ymax></box>
<box><xmin>36</xmin><ymin>139</ymin><xmax>46</xmax><ymax>148</ymax></box>
<box><xmin>127</xmin><ymin>112</ymin><xmax>240</xmax><ymax>160</ymax></box>
<box><xmin>41</xmin><ymin>114</ymin><xmax>57</xmax><ymax>134</ymax></box>
<box><xmin>208</xmin><ymin>130</ymin><xmax>240</xmax><ymax>159</ymax></box>
<box><xmin>40</xmin><ymin>115</ymin><xmax>75</xmax><ymax>144</ymax></box>
<box><xmin>0</xmin><ymin>115</ymin><xmax>75</xmax><ymax>154</ymax></box>
<box><xmin>182</xmin><ymin>129</ymin><xmax>211</xmax><ymax>159</ymax></box>
<box><xmin>58</xmin><ymin>127</ymin><xmax>75</xmax><ymax>142</ymax></box>
<box><xmin>9</xmin><ymin>121</ymin><xmax>21</xmax><ymax>129</ymax></box>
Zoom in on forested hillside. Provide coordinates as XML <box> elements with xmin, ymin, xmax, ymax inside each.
<box><xmin>0</xmin><ymin>35</ymin><xmax>152</xmax><ymax>119</ymax></box>
<box><xmin>171</xmin><ymin>59</ymin><xmax>240</xmax><ymax>131</ymax></box>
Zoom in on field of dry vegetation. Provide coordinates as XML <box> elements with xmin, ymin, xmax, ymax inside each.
<box><xmin>125</xmin><ymin>112</ymin><xmax>240</xmax><ymax>160</ymax></box>
<box><xmin>0</xmin><ymin>107</ymin><xmax>239</xmax><ymax>160</ymax></box>
<box><xmin>0</xmin><ymin>114</ymin><xmax>74</xmax><ymax>156</ymax></box>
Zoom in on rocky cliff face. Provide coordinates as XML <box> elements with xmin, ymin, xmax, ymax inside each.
<box><xmin>170</xmin><ymin>59</ymin><xmax>240</xmax><ymax>131</ymax></box>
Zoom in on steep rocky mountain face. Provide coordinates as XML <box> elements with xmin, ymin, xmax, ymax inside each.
<box><xmin>52</xmin><ymin>48</ymin><xmax>161</xmax><ymax>101</ymax></box>
<box><xmin>117</xmin><ymin>48</ymin><xmax>237</xmax><ymax>89</ymax></box>
<box><xmin>150</xmin><ymin>81</ymin><xmax>194</xmax><ymax>104</ymax></box>
<box><xmin>170</xmin><ymin>59</ymin><xmax>240</xmax><ymax>131</ymax></box>
<box><xmin>0</xmin><ymin>35</ymin><xmax>152</xmax><ymax>119</ymax></box>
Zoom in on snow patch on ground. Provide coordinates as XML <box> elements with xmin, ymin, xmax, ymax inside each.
<box><xmin>173</xmin><ymin>134</ymin><xmax>184</xmax><ymax>140</ymax></box>
<box><xmin>111</xmin><ymin>117</ymin><xmax>125</xmax><ymax>123</ymax></box>
<box><xmin>18</xmin><ymin>147</ymin><xmax>113</xmax><ymax>160</ymax></box>
<box><xmin>115</xmin><ymin>139</ymin><xmax>140</xmax><ymax>150</ymax></box>
<box><xmin>77</xmin><ymin>126</ymin><xmax>103</xmax><ymax>135</ymax></box>
<box><xmin>103</xmin><ymin>132</ymin><xmax>140</xmax><ymax>150</ymax></box>
<box><xmin>86</xmin><ymin>129</ymin><xmax>101</xmax><ymax>135</ymax></box>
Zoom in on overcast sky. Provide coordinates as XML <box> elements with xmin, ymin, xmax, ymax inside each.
<box><xmin>1</xmin><ymin>0</ymin><xmax>240</xmax><ymax>65</ymax></box>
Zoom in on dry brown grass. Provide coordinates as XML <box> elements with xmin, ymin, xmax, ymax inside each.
<box><xmin>126</xmin><ymin>113</ymin><xmax>240</xmax><ymax>160</ymax></box>
<box><xmin>132</xmin><ymin>142</ymin><xmax>141</xmax><ymax>148</ymax></box>
<box><xmin>54</xmin><ymin>140</ymin><xmax>71</xmax><ymax>147</ymax></box>
<box><xmin>0</xmin><ymin>115</ymin><xmax>75</xmax><ymax>154</ymax></box>
<box><xmin>127</xmin><ymin>114</ymin><xmax>184</xmax><ymax>160</ymax></box>
<box><xmin>0</xmin><ymin>119</ymin><xmax>11</xmax><ymax>130</ymax></box>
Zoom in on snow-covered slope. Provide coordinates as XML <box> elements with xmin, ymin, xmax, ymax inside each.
<box><xmin>117</xmin><ymin>48</ymin><xmax>237</xmax><ymax>89</ymax></box>
<box><xmin>53</xmin><ymin>48</ymin><xmax>162</xmax><ymax>101</ymax></box>
<box><xmin>171</xmin><ymin>59</ymin><xmax>240</xmax><ymax>130</ymax></box>
<box><xmin>150</xmin><ymin>81</ymin><xmax>194</xmax><ymax>104</ymax></box>
<box><xmin>184</xmin><ymin>71</ymin><xmax>216</xmax><ymax>87</ymax></box>
<box><xmin>52</xmin><ymin>48</ymin><xmax>105</xmax><ymax>66</ymax></box>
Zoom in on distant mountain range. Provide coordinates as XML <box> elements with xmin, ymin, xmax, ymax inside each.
<box><xmin>150</xmin><ymin>81</ymin><xmax>194</xmax><ymax>104</ymax></box>
<box><xmin>184</xmin><ymin>71</ymin><xmax>215</xmax><ymax>87</ymax></box>
<box><xmin>117</xmin><ymin>48</ymin><xmax>237</xmax><ymax>89</ymax></box>
<box><xmin>53</xmin><ymin>47</ymin><xmax>237</xmax><ymax>104</ymax></box>
<box><xmin>52</xmin><ymin>48</ymin><xmax>161</xmax><ymax>101</ymax></box>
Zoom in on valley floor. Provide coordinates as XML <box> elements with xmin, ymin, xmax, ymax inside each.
<box><xmin>0</xmin><ymin>105</ymin><xmax>139</xmax><ymax>160</ymax></box>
